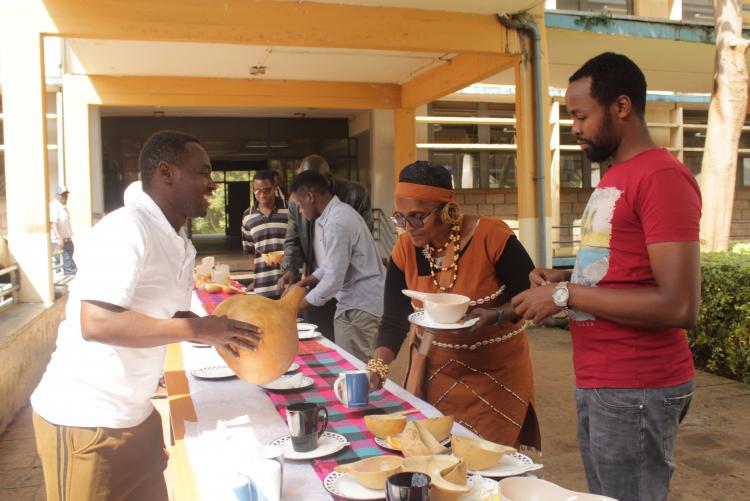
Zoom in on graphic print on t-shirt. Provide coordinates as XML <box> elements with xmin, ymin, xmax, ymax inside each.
<box><xmin>570</xmin><ymin>186</ymin><xmax>622</xmax><ymax>321</ymax></box>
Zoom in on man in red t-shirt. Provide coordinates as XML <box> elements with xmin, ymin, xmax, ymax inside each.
<box><xmin>513</xmin><ymin>53</ymin><xmax>700</xmax><ymax>501</ymax></box>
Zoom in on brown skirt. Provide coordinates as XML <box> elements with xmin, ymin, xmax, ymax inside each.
<box><xmin>407</xmin><ymin>321</ymin><xmax>541</xmax><ymax>450</ymax></box>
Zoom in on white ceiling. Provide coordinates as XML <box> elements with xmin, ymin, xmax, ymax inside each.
<box><xmin>65</xmin><ymin>39</ymin><xmax>451</xmax><ymax>84</ymax></box>
<box><xmin>295</xmin><ymin>0</ymin><xmax>542</xmax><ymax>15</ymax></box>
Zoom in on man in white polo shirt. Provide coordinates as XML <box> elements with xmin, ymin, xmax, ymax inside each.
<box><xmin>49</xmin><ymin>185</ymin><xmax>77</xmax><ymax>275</ymax></box>
<box><xmin>31</xmin><ymin>131</ymin><xmax>262</xmax><ymax>501</ymax></box>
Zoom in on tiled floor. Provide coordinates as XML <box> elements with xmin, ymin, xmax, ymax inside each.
<box><xmin>0</xmin><ymin>398</ymin><xmax>172</xmax><ymax>501</ymax></box>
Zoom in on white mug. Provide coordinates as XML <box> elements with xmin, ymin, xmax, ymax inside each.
<box><xmin>239</xmin><ymin>457</ymin><xmax>282</xmax><ymax>501</ymax></box>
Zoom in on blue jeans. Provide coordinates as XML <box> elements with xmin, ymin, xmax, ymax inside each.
<box><xmin>62</xmin><ymin>239</ymin><xmax>77</xmax><ymax>275</ymax></box>
<box><xmin>575</xmin><ymin>380</ymin><xmax>695</xmax><ymax>501</ymax></box>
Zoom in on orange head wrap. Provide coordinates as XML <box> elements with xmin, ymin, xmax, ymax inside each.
<box><xmin>394</xmin><ymin>182</ymin><xmax>454</xmax><ymax>203</ymax></box>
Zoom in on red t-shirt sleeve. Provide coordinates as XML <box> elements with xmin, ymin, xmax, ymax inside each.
<box><xmin>637</xmin><ymin>167</ymin><xmax>701</xmax><ymax>244</ymax></box>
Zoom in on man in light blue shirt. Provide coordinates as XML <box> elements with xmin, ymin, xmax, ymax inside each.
<box><xmin>289</xmin><ymin>170</ymin><xmax>384</xmax><ymax>361</ymax></box>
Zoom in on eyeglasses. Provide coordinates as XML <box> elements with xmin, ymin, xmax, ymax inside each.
<box><xmin>390</xmin><ymin>205</ymin><xmax>441</xmax><ymax>229</ymax></box>
<box><xmin>253</xmin><ymin>188</ymin><xmax>274</xmax><ymax>196</ymax></box>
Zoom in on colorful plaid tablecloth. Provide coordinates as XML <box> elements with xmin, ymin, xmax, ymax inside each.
<box><xmin>194</xmin><ymin>282</ymin><xmax>245</xmax><ymax>314</ymax></box>
<box><xmin>267</xmin><ymin>349</ymin><xmax>429</xmax><ymax>482</ymax></box>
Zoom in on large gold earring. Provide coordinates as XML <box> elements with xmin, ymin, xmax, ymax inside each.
<box><xmin>440</xmin><ymin>202</ymin><xmax>461</xmax><ymax>224</ymax></box>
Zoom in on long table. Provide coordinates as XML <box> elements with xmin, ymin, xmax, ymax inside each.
<box><xmin>163</xmin><ymin>292</ymin><xmax>474</xmax><ymax>501</ymax></box>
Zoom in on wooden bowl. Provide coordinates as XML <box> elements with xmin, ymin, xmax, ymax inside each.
<box><xmin>364</xmin><ymin>414</ymin><xmax>408</xmax><ymax>440</ymax></box>
<box><xmin>450</xmin><ymin>435</ymin><xmax>515</xmax><ymax>470</ymax></box>
<box><xmin>400</xmin><ymin>421</ymin><xmax>449</xmax><ymax>457</ymax></box>
<box><xmin>401</xmin><ymin>454</ymin><xmax>469</xmax><ymax>500</ymax></box>
<box><xmin>334</xmin><ymin>455</ymin><xmax>403</xmax><ymax>489</ymax></box>
<box><xmin>418</xmin><ymin>416</ymin><xmax>454</xmax><ymax>442</ymax></box>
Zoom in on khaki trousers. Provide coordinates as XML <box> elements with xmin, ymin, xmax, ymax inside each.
<box><xmin>333</xmin><ymin>309</ymin><xmax>380</xmax><ymax>362</ymax></box>
<box><xmin>32</xmin><ymin>410</ymin><xmax>169</xmax><ymax>501</ymax></box>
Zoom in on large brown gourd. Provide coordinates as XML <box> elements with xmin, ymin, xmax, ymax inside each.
<box><xmin>212</xmin><ymin>285</ymin><xmax>306</xmax><ymax>384</ymax></box>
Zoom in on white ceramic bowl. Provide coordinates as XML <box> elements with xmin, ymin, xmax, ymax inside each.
<box><xmin>499</xmin><ymin>477</ymin><xmax>618</xmax><ymax>501</ymax></box>
<box><xmin>423</xmin><ymin>293</ymin><xmax>470</xmax><ymax>324</ymax></box>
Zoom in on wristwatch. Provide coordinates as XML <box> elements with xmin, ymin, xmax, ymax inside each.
<box><xmin>553</xmin><ymin>281</ymin><xmax>570</xmax><ymax>309</ymax></box>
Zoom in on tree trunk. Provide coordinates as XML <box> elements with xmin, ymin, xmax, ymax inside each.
<box><xmin>700</xmin><ymin>0</ymin><xmax>749</xmax><ymax>252</ymax></box>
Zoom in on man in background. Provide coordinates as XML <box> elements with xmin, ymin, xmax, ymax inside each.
<box><xmin>288</xmin><ymin>170</ymin><xmax>384</xmax><ymax>361</ymax></box>
<box><xmin>241</xmin><ymin>169</ymin><xmax>289</xmax><ymax>298</ymax></box>
<box><xmin>49</xmin><ymin>186</ymin><xmax>77</xmax><ymax>275</ymax></box>
<box><xmin>278</xmin><ymin>154</ymin><xmax>372</xmax><ymax>340</ymax></box>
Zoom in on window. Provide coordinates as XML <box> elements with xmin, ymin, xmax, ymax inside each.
<box><xmin>682</xmin><ymin>0</ymin><xmax>713</xmax><ymax>23</ymax></box>
<box><xmin>424</xmin><ymin>102</ymin><xmax>517</xmax><ymax>189</ymax></box>
<box><xmin>555</xmin><ymin>0</ymin><xmax>633</xmax><ymax>15</ymax></box>
<box><xmin>682</xmin><ymin>109</ymin><xmax>750</xmax><ymax>187</ymax></box>
<box><xmin>559</xmin><ymin>105</ymin><xmax>611</xmax><ymax>188</ymax></box>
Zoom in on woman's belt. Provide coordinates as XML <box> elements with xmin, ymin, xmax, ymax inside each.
<box><xmin>415</xmin><ymin>321</ymin><xmax>529</xmax><ymax>351</ymax></box>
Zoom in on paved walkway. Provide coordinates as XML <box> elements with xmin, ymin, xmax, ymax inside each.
<box><xmin>1</xmin><ymin>327</ymin><xmax>748</xmax><ymax>500</ymax></box>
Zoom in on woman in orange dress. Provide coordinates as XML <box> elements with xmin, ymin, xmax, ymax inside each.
<box><xmin>366</xmin><ymin>161</ymin><xmax>540</xmax><ymax>449</ymax></box>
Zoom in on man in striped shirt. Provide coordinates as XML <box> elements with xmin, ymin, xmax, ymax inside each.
<box><xmin>241</xmin><ymin>170</ymin><xmax>289</xmax><ymax>298</ymax></box>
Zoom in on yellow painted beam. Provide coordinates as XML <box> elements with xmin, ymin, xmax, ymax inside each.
<box><xmin>41</xmin><ymin>0</ymin><xmax>522</xmax><ymax>54</ymax></box>
<box><xmin>84</xmin><ymin>75</ymin><xmax>400</xmax><ymax>110</ymax></box>
<box><xmin>401</xmin><ymin>53</ymin><xmax>520</xmax><ymax>108</ymax></box>
<box><xmin>394</xmin><ymin>108</ymin><xmax>417</xmax><ymax>180</ymax></box>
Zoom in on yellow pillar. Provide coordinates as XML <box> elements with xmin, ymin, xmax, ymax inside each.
<box><xmin>549</xmin><ymin>101</ymin><xmax>561</xmax><ymax>261</ymax></box>
<box><xmin>634</xmin><ymin>0</ymin><xmax>674</xmax><ymax>19</ymax></box>
<box><xmin>394</xmin><ymin>108</ymin><xmax>417</xmax><ymax>181</ymax></box>
<box><xmin>62</xmin><ymin>74</ymin><xmax>97</xmax><ymax>233</ymax></box>
<box><xmin>515</xmin><ymin>61</ymin><xmax>538</xmax><ymax>261</ymax></box>
<box><xmin>513</xmin><ymin>4</ymin><xmax>553</xmax><ymax>267</ymax></box>
<box><xmin>0</xmin><ymin>2</ymin><xmax>55</xmax><ymax>303</ymax></box>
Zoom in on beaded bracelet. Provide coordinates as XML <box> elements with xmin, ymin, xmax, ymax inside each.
<box><xmin>366</xmin><ymin>357</ymin><xmax>390</xmax><ymax>381</ymax></box>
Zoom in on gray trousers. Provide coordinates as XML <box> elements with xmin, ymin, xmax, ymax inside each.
<box><xmin>333</xmin><ymin>309</ymin><xmax>380</xmax><ymax>363</ymax></box>
<box><xmin>575</xmin><ymin>380</ymin><xmax>695</xmax><ymax>501</ymax></box>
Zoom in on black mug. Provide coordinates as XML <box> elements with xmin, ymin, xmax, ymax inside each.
<box><xmin>285</xmin><ymin>403</ymin><xmax>328</xmax><ymax>453</ymax></box>
<box><xmin>385</xmin><ymin>472</ymin><xmax>431</xmax><ymax>501</ymax></box>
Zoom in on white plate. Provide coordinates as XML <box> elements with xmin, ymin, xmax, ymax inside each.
<box><xmin>323</xmin><ymin>471</ymin><xmax>384</xmax><ymax>500</ymax></box>
<box><xmin>260</xmin><ymin>375</ymin><xmax>314</xmax><ymax>392</ymax></box>
<box><xmin>464</xmin><ymin>475</ymin><xmax>499</xmax><ymax>499</ymax></box>
<box><xmin>373</xmin><ymin>434</ymin><xmax>451</xmax><ymax>452</ymax></box>
<box><xmin>270</xmin><ymin>431</ymin><xmax>349</xmax><ymax>460</ymax></box>
<box><xmin>322</xmin><ymin>471</ymin><xmax>495</xmax><ymax>501</ymax></box>
<box><xmin>408</xmin><ymin>310</ymin><xmax>479</xmax><ymax>330</ymax></box>
<box><xmin>297</xmin><ymin>322</ymin><xmax>317</xmax><ymax>332</ymax></box>
<box><xmin>298</xmin><ymin>330</ymin><xmax>322</xmax><ymax>340</ymax></box>
<box><xmin>285</xmin><ymin>362</ymin><xmax>300</xmax><ymax>374</ymax></box>
<box><xmin>468</xmin><ymin>452</ymin><xmax>543</xmax><ymax>478</ymax></box>
<box><xmin>190</xmin><ymin>366</ymin><xmax>236</xmax><ymax>380</ymax></box>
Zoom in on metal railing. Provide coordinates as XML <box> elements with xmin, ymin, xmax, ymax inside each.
<box><xmin>0</xmin><ymin>264</ymin><xmax>20</xmax><ymax>312</ymax></box>
<box><xmin>372</xmin><ymin>208</ymin><xmax>398</xmax><ymax>262</ymax></box>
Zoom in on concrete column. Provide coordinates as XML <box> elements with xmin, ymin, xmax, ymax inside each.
<box><xmin>89</xmin><ymin>106</ymin><xmax>104</xmax><ymax>222</ymax></box>
<box><xmin>371</xmin><ymin>110</ymin><xmax>396</xmax><ymax>215</ymax></box>
<box><xmin>549</xmin><ymin>101</ymin><xmax>561</xmax><ymax>261</ymax></box>
<box><xmin>62</xmin><ymin>75</ymin><xmax>96</xmax><ymax>233</ymax></box>
<box><xmin>515</xmin><ymin>60</ymin><xmax>539</xmax><ymax>262</ymax></box>
<box><xmin>415</xmin><ymin>104</ymin><xmax>429</xmax><ymax>161</ymax></box>
<box><xmin>513</xmin><ymin>3</ymin><xmax>553</xmax><ymax>268</ymax></box>
<box><xmin>394</xmin><ymin>107</ymin><xmax>416</xmax><ymax>182</ymax></box>
<box><xmin>0</xmin><ymin>3</ymin><xmax>56</xmax><ymax>303</ymax></box>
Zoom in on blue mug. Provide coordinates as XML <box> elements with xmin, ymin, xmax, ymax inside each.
<box><xmin>334</xmin><ymin>370</ymin><xmax>370</xmax><ymax>408</ymax></box>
